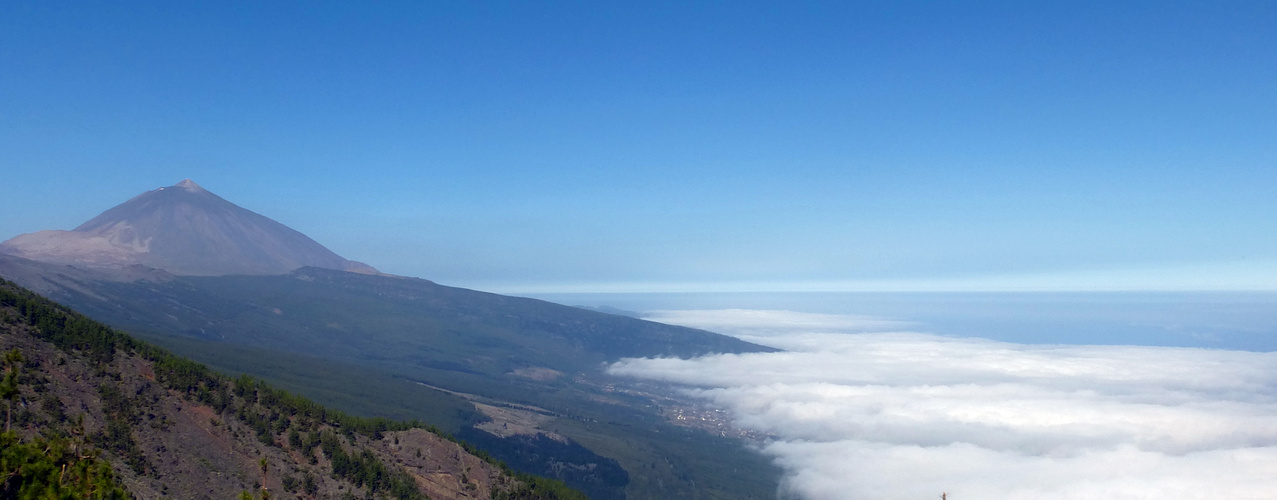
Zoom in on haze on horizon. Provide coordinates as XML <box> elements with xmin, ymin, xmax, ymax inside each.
<box><xmin>3</xmin><ymin>2</ymin><xmax>1276</xmax><ymax>292</ymax></box>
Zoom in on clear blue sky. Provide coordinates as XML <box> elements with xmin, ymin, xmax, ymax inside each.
<box><xmin>3</xmin><ymin>1</ymin><xmax>1276</xmax><ymax>292</ymax></box>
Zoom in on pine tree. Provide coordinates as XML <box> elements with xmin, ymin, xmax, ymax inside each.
<box><xmin>1</xmin><ymin>348</ymin><xmax>23</xmax><ymax>432</ymax></box>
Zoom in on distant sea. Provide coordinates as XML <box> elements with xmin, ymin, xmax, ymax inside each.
<box><xmin>526</xmin><ymin>291</ymin><xmax>1277</xmax><ymax>351</ymax></box>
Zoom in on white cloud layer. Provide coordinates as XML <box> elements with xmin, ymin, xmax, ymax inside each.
<box><xmin>610</xmin><ymin>310</ymin><xmax>1277</xmax><ymax>499</ymax></box>
<box><xmin>643</xmin><ymin>309</ymin><xmax>914</xmax><ymax>336</ymax></box>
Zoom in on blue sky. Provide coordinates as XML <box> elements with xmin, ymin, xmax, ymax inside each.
<box><xmin>2</xmin><ymin>1</ymin><xmax>1276</xmax><ymax>292</ymax></box>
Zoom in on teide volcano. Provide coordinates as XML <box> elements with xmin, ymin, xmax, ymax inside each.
<box><xmin>0</xmin><ymin>179</ymin><xmax>376</xmax><ymax>276</ymax></box>
<box><xmin>0</xmin><ymin>179</ymin><xmax>783</xmax><ymax>499</ymax></box>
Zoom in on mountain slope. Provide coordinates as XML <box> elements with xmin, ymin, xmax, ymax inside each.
<box><xmin>0</xmin><ymin>180</ymin><xmax>375</xmax><ymax>276</ymax></box>
<box><xmin>0</xmin><ymin>278</ymin><xmax>585</xmax><ymax>500</ymax></box>
<box><xmin>0</xmin><ymin>254</ymin><xmax>783</xmax><ymax>499</ymax></box>
<box><xmin>0</xmin><ymin>261</ymin><xmax>771</xmax><ymax>380</ymax></box>
<box><xmin>0</xmin><ymin>180</ymin><xmax>784</xmax><ymax>499</ymax></box>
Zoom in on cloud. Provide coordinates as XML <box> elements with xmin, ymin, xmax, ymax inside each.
<box><xmin>609</xmin><ymin>310</ymin><xmax>1277</xmax><ymax>499</ymax></box>
<box><xmin>478</xmin><ymin>259</ymin><xmax>1277</xmax><ymax>294</ymax></box>
<box><xmin>642</xmin><ymin>309</ymin><xmax>914</xmax><ymax>336</ymax></box>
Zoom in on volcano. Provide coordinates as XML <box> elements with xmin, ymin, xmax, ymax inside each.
<box><xmin>0</xmin><ymin>179</ymin><xmax>376</xmax><ymax>276</ymax></box>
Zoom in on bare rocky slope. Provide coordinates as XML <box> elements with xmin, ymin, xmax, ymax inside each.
<box><xmin>0</xmin><ymin>180</ymin><xmax>376</xmax><ymax>276</ymax></box>
<box><xmin>0</xmin><ymin>279</ymin><xmax>584</xmax><ymax>499</ymax></box>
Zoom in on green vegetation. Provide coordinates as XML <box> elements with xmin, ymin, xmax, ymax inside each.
<box><xmin>0</xmin><ymin>430</ymin><xmax>130</xmax><ymax>499</ymax></box>
<box><xmin>457</xmin><ymin>428</ymin><xmax>628</xmax><ymax>500</ymax></box>
<box><xmin>493</xmin><ymin>474</ymin><xmax>590</xmax><ymax>500</ymax></box>
<box><xmin>94</xmin><ymin>382</ymin><xmax>148</xmax><ymax>474</ymax></box>
<box><xmin>142</xmin><ymin>334</ymin><xmax>483</xmax><ymax>430</ymax></box>
<box><xmin>1</xmin><ymin>261</ymin><xmax>782</xmax><ymax>498</ymax></box>
<box><xmin>0</xmin><ymin>341</ymin><xmax>130</xmax><ymax>499</ymax></box>
<box><xmin>0</xmin><ymin>278</ymin><xmax>588</xmax><ymax>499</ymax></box>
<box><xmin>66</xmin><ymin>267</ymin><xmax>767</xmax><ymax>381</ymax></box>
<box><xmin>2</xmin><ymin>348</ymin><xmax>21</xmax><ymax>431</ymax></box>
<box><xmin>318</xmin><ymin>430</ymin><xmax>426</xmax><ymax>499</ymax></box>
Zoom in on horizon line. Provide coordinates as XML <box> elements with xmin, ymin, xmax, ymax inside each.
<box><xmin>443</xmin><ymin>262</ymin><xmax>1277</xmax><ymax>295</ymax></box>
<box><xmin>456</xmin><ymin>281</ymin><xmax>1277</xmax><ymax>295</ymax></box>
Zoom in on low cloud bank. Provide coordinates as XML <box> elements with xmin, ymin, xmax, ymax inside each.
<box><xmin>611</xmin><ymin>310</ymin><xmax>1277</xmax><ymax>499</ymax></box>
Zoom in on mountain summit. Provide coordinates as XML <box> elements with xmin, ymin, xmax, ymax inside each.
<box><xmin>0</xmin><ymin>179</ymin><xmax>377</xmax><ymax>276</ymax></box>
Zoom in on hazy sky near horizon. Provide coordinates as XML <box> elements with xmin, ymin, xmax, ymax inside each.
<box><xmin>3</xmin><ymin>1</ymin><xmax>1276</xmax><ymax>291</ymax></box>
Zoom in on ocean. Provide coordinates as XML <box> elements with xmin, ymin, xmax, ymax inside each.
<box><xmin>530</xmin><ymin>291</ymin><xmax>1277</xmax><ymax>351</ymax></box>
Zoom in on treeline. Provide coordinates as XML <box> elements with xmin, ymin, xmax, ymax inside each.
<box><xmin>2</xmin><ymin>337</ymin><xmax>129</xmax><ymax>497</ymax></box>
<box><xmin>457</xmin><ymin>428</ymin><xmax>628</xmax><ymax>500</ymax></box>
<box><xmin>0</xmin><ymin>279</ymin><xmax>587</xmax><ymax>500</ymax></box>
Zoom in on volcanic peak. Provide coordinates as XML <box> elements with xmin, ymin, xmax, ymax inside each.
<box><xmin>0</xmin><ymin>180</ymin><xmax>377</xmax><ymax>276</ymax></box>
<box><xmin>173</xmin><ymin>178</ymin><xmax>206</xmax><ymax>192</ymax></box>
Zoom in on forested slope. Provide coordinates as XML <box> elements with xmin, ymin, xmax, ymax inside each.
<box><xmin>0</xmin><ymin>279</ymin><xmax>586</xmax><ymax>500</ymax></box>
<box><xmin>0</xmin><ymin>255</ymin><xmax>783</xmax><ymax>499</ymax></box>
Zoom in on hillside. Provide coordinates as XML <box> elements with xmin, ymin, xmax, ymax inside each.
<box><xmin>0</xmin><ymin>178</ymin><xmax>782</xmax><ymax>499</ymax></box>
<box><xmin>0</xmin><ymin>279</ymin><xmax>585</xmax><ymax>499</ymax></box>
<box><xmin>0</xmin><ymin>254</ymin><xmax>783</xmax><ymax>499</ymax></box>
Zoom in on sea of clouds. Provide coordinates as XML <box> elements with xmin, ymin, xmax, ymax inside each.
<box><xmin>607</xmin><ymin>309</ymin><xmax>1277</xmax><ymax>500</ymax></box>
